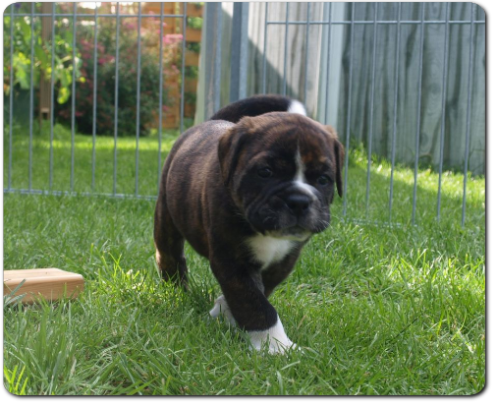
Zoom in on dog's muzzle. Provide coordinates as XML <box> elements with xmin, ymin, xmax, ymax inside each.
<box><xmin>248</xmin><ymin>189</ymin><xmax>329</xmax><ymax>238</ymax></box>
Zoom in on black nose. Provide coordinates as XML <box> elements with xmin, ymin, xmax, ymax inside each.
<box><xmin>285</xmin><ymin>194</ymin><xmax>312</xmax><ymax>216</ymax></box>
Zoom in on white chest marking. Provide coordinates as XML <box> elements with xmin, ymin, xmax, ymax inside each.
<box><xmin>246</xmin><ymin>235</ymin><xmax>296</xmax><ymax>270</ymax></box>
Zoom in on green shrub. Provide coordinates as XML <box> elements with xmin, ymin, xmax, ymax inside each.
<box><xmin>56</xmin><ymin>42</ymin><xmax>165</xmax><ymax>137</ymax></box>
<box><xmin>3</xmin><ymin>4</ymin><xmax>82</xmax><ymax>107</ymax></box>
<box><xmin>55</xmin><ymin>16</ymin><xmax>182</xmax><ymax>136</ymax></box>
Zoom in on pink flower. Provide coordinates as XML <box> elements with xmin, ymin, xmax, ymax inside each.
<box><xmin>98</xmin><ymin>55</ymin><xmax>114</xmax><ymax>64</ymax></box>
<box><xmin>164</xmin><ymin>34</ymin><xmax>183</xmax><ymax>44</ymax></box>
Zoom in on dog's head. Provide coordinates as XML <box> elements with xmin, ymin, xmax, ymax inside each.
<box><xmin>218</xmin><ymin>112</ymin><xmax>344</xmax><ymax>240</ymax></box>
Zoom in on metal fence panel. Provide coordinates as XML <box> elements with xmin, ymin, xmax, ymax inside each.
<box><xmin>4</xmin><ymin>2</ymin><xmax>188</xmax><ymax>200</ymax></box>
<box><xmin>258</xmin><ymin>2</ymin><xmax>484</xmax><ymax>226</ymax></box>
<box><xmin>3</xmin><ymin>2</ymin><xmax>485</xmax><ymax>228</ymax></box>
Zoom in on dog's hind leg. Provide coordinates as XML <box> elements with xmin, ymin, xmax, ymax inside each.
<box><xmin>154</xmin><ymin>197</ymin><xmax>188</xmax><ymax>289</ymax></box>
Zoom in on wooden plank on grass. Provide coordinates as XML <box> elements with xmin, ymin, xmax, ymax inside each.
<box><xmin>4</xmin><ymin>268</ymin><xmax>84</xmax><ymax>304</ymax></box>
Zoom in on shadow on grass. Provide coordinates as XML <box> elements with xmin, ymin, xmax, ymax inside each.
<box><xmin>338</xmin><ymin>162</ymin><xmax>485</xmax><ymax>230</ymax></box>
<box><xmin>339</xmin><ymin>156</ymin><xmax>484</xmax><ymax>229</ymax></box>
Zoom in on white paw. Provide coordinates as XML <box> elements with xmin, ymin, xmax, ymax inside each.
<box><xmin>209</xmin><ymin>295</ymin><xmax>236</xmax><ymax>326</ymax></box>
<box><xmin>256</xmin><ymin>339</ymin><xmax>300</xmax><ymax>355</ymax></box>
<box><xmin>248</xmin><ymin>316</ymin><xmax>299</xmax><ymax>355</ymax></box>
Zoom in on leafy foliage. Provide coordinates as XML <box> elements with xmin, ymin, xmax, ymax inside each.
<box><xmin>3</xmin><ymin>11</ymin><xmax>82</xmax><ymax>105</ymax></box>
<box><xmin>55</xmin><ymin>14</ymin><xmax>183</xmax><ymax>136</ymax></box>
<box><xmin>4</xmin><ymin>3</ymin><xmax>184</xmax><ymax>136</ymax></box>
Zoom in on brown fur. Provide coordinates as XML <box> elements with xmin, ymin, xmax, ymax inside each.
<box><xmin>154</xmin><ymin>111</ymin><xmax>344</xmax><ymax>332</ymax></box>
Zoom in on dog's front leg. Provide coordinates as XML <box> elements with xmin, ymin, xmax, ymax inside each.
<box><xmin>210</xmin><ymin>258</ymin><xmax>297</xmax><ymax>354</ymax></box>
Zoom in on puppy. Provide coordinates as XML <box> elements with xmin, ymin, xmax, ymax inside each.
<box><xmin>154</xmin><ymin>95</ymin><xmax>344</xmax><ymax>353</ymax></box>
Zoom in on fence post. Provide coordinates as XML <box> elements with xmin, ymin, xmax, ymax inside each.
<box><xmin>230</xmin><ymin>2</ymin><xmax>249</xmax><ymax>102</ymax></box>
<box><xmin>203</xmin><ymin>2</ymin><xmax>223</xmax><ymax>117</ymax></box>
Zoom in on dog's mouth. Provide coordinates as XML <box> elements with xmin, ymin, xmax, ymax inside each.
<box><xmin>247</xmin><ymin>195</ymin><xmax>330</xmax><ymax>238</ymax></box>
<box><xmin>249</xmin><ymin>211</ymin><xmax>325</xmax><ymax>240</ymax></box>
<box><xmin>265</xmin><ymin>226</ymin><xmax>311</xmax><ymax>242</ymax></box>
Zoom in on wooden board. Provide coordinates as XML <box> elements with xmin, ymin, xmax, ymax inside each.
<box><xmin>187</xmin><ymin>3</ymin><xmax>204</xmax><ymax>18</ymax></box>
<box><xmin>4</xmin><ymin>268</ymin><xmax>85</xmax><ymax>304</ymax></box>
<box><xmin>185</xmin><ymin>27</ymin><xmax>202</xmax><ymax>42</ymax></box>
<box><xmin>185</xmin><ymin>49</ymin><xmax>200</xmax><ymax>67</ymax></box>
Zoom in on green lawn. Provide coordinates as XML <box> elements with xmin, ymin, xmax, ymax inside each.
<box><xmin>3</xmin><ymin>125</ymin><xmax>485</xmax><ymax>395</ymax></box>
<box><xmin>3</xmin><ymin>123</ymin><xmax>178</xmax><ymax>197</ymax></box>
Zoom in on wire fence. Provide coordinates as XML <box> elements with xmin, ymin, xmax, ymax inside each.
<box><xmin>3</xmin><ymin>2</ymin><xmax>485</xmax><ymax>227</ymax></box>
<box><xmin>4</xmin><ymin>2</ymin><xmax>188</xmax><ymax>200</ymax></box>
<box><xmin>256</xmin><ymin>2</ymin><xmax>485</xmax><ymax>226</ymax></box>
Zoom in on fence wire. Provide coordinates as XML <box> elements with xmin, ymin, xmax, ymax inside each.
<box><xmin>3</xmin><ymin>2</ymin><xmax>485</xmax><ymax>227</ymax></box>
<box><xmin>5</xmin><ymin>2</ymin><xmax>187</xmax><ymax>202</ymax></box>
<box><xmin>260</xmin><ymin>2</ymin><xmax>484</xmax><ymax>226</ymax></box>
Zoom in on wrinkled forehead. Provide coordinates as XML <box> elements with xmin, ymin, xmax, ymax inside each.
<box><xmin>246</xmin><ymin>116</ymin><xmax>333</xmax><ymax>166</ymax></box>
<box><xmin>296</xmin><ymin>131</ymin><xmax>333</xmax><ymax>167</ymax></box>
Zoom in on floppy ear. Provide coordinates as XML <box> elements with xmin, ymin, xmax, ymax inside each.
<box><xmin>325</xmin><ymin>125</ymin><xmax>345</xmax><ymax>198</ymax></box>
<box><xmin>218</xmin><ymin>126</ymin><xmax>245</xmax><ymax>188</ymax></box>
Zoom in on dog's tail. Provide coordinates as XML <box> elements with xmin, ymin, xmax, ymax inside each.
<box><xmin>209</xmin><ymin>95</ymin><xmax>306</xmax><ymax>123</ymax></box>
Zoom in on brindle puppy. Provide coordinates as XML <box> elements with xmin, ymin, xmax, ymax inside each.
<box><xmin>154</xmin><ymin>95</ymin><xmax>344</xmax><ymax>353</ymax></box>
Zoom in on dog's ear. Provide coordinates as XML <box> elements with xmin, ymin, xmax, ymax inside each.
<box><xmin>218</xmin><ymin>126</ymin><xmax>246</xmax><ymax>188</ymax></box>
<box><xmin>324</xmin><ymin>125</ymin><xmax>345</xmax><ymax>198</ymax></box>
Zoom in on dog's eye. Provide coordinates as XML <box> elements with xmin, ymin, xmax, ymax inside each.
<box><xmin>257</xmin><ymin>167</ymin><xmax>273</xmax><ymax>179</ymax></box>
<box><xmin>317</xmin><ymin>175</ymin><xmax>330</xmax><ymax>186</ymax></box>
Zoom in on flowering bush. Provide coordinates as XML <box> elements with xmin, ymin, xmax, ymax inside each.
<box><xmin>57</xmin><ymin>40</ymin><xmax>160</xmax><ymax>136</ymax></box>
<box><xmin>56</xmin><ymin>15</ymin><xmax>183</xmax><ymax>136</ymax></box>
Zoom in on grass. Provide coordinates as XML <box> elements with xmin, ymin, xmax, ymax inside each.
<box><xmin>3</xmin><ymin>122</ymin><xmax>179</xmax><ymax>197</ymax></box>
<box><xmin>3</xmin><ymin>124</ymin><xmax>485</xmax><ymax>395</ymax></box>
